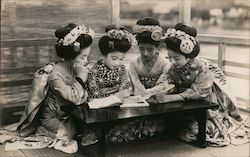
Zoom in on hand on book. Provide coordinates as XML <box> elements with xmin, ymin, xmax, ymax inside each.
<box><xmin>88</xmin><ymin>95</ymin><xmax>122</xmax><ymax>109</ymax></box>
<box><xmin>121</xmin><ymin>96</ymin><xmax>149</xmax><ymax>108</ymax></box>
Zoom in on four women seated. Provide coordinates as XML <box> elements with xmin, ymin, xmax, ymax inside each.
<box><xmin>14</xmin><ymin>17</ymin><xmax>247</xmax><ymax>153</ymax></box>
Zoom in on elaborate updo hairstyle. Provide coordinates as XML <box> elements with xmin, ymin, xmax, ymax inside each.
<box><xmin>133</xmin><ymin>17</ymin><xmax>163</xmax><ymax>47</ymax></box>
<box><xmin>164</xmin><ymin>23</ymin><xmax>200</xmax><ymax>58</ymax></box>
<box><xmin>55</xmin><ymin>23</ymin><xmax>94</xmax><ymax>59</ymax></box>
<box><xmin>98</xmin><ymin>25</ymin><xmax>135</xmax><ymax>56</ymax></box>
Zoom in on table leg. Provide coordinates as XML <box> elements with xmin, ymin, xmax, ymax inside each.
<box><xmin>97</xmin><ymin>128</ymin><xmax>106</xmax><ymax>157</ymax></box>
<box><xmin>195</xmin><ymin>109</ymin><xmax>207</xmax><ymax>148</ymax></box>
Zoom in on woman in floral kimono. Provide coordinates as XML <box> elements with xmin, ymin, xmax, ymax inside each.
<box><xmin>129</xmin><ymin>17</ymin><xmax>171</xmax><ymax>97</ymax></box>
<box><xmin>17</xmin><ymin>23</ymin><xmax>95</xmax><ymax>153</ymax></box>
<box><xmin>154</xmin><ymin>23</ymin><xmax>247</xmax><ymax>146</ymax></box>
<box><xmin>83</xmin><ymin>25</ymin><xmax>162</xmax><ymax>144</ymax></box>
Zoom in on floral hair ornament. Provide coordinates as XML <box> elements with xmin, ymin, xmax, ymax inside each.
<box><xmin>133</xmin><ymin>25</ymin><xmax>163</xmax><ymax>41</ymax></box>
<box><xmin>60</xmin><ymin>25</ymin><xmax>95</xmax><ymax>47</ymax></box>
<box><xmin>106</xmin><ymin>29</ymin><xmax>138</xmax><ymax>49</ymax></box>
<box><xmin>133</xmin><ymin>25</ymin><xmax>163</xmax><ymax>33</ymax></box>
<box><xmin>151</xmin><ymin>29</ymin><xmax>162</xmax><ymax>41</ymax></box>
<box><xmin>163</xmin><ymin>28</ymin><xmax>197</xmax><ymax>54</ymax></box>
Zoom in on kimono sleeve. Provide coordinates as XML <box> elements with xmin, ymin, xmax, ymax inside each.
<box><xmin>179</xmin><ymin>64</ymin><xmax>213</xmax><ymax>100</ymax></box>
<box><xmin>155</xmin><ymin>58</ymin><xmax>171</xmax><ymax>85</ymax></box>
<box><xmin>117</xmin><ymin>66</ymin><xmax>132</xmax><ymax>97</ymax></box>
<box><xmin>48</xmin><ymin>73</ymin><xmax>87</xmax><ymax>105</ymax></box>
<box><xmin>87</xmin><ymin>64</ymin><xmax>105</xmax><ymax>99</ymax></box>
<box><xmin>128</xmin><ymin>61</ymin><xmax>147</xmax><ymax>94</ymax></box>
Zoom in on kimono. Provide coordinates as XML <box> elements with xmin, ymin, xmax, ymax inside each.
<box><xmin>129</xmin><ymin>53</ymin><xmax>171</xmax><ymax>95</ymax></box>
<box><xmin>85</xmin><ymin>60</ymin><xmax>163</xmax><ymax>143</ymax></box>
<box><xmin>87</xmin><ymin>60</ymin><xmax>131</xmax><ymax>100</ymax></box>
<box><xmin>17</xmin><ymin>63</ymin><xmax>56</xmax><ymax>137</ymax></box>
<box><xmin>18</xmin><ymin>61</ymin><xmax>88</xmax><ymax>138</ymax></box>
<box><xmin>158</xmin><ymin>58</ymin><xmax>249</xmax><ymax>146</ymax></box>
<box><xmin>36</xmin><ymin>61</ymin><xmax>88</xmax><ymax>138</ymax></box>
<box><xmin>1</xmin><ymin>62</ymin><xmax>87</xmax><ymax>152</ymax></box>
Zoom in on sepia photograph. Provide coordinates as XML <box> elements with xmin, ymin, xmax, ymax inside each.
<box><xmin>0</xmin><ymin>0</ymin><xmax>249</xmax><ymax>156</ymax></box>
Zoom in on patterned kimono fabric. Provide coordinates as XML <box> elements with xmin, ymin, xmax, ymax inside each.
<box><xmin>36</xmin><ymin>61</ymin><xmax>87</xmax><ymax>139</ymax></box>
<box><xmin>164</xmin><ymin>58</ymin><xmax>247</xmax><ymax>146</ymax></box>
<box><xmin>86</xmin><ymin>60</ymin><xmax>161</xmax><ymax>142</ymax></box>
<box><xmin>1</xmin><ymin>62</ymin><xmax>87</xmax><ymax>151</ymax></box>
<box><xmin>128</xmin><ymin>54</ymin><xmax>171</xmax><ymax>139</ymax></box>
<box><xmin>129</xmin><ymin>53</ymin><xmax>171</xmax><ymax>91</ymax></box>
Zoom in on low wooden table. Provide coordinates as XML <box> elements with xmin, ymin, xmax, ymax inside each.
<box><xmin>64</xmin><ymin>100</ymin><xmax>218</xmax><ymax>157</ymax></box>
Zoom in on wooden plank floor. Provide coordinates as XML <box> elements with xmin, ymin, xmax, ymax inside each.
<box><xmin>0</xmin><ymin>145</ymin><xmax>75</xmax><ymax>157</ymax></box>
<box><xmin>1</xmin><ymin>137</ymin><xmax>249</xmax><ymax>157</ymax></box>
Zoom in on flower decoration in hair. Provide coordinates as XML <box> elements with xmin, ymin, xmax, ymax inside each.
<box><xmin>133</xmin><ymin>25</ymin><xmax>163</xmax><ymax>34</ymax></box>
<box><xmin>59</xmin><ymin>25</ymin><xmax>95</xmax><ymax>47</ymax></box>
<box><xmin>133</xmin><ymin>25</ymin><xmax>163</xmax><ymax>41</ymax></box>
<box><xmin>164</xmin><ymin>28</ymin><xmax>196</xmax><ymax>54</ymax></box>
<box><xmin>106</xmin><ymin>28</ymin><xmax>138</xmax><ymax>49</ymax></box>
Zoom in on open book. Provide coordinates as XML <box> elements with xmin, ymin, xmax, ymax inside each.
<box><xmin>88</xmin><ymin>84</ymin><xmax>175</xmax><ymax>109</ymax></box>
<box><xmin>120</xmin><ymin>96</ymin><xmax>149</xmax><ymax>108</ymax></box>
<box><xmin>88</xmin><ymin>95</ymin><xmax>122</xmax><ymax>109</ymax></box>
<box><xmin>88</xmin><ymin>95</ymin><xmax>149</xmax><ymax>109</ymax></box>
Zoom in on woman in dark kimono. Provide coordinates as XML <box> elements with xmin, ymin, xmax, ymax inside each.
<box><xmin>82</xmin><ymin>25</ymin><xmax>162</xmax><ymax>144</ymax></box>
<box><xmin>154</xmin><ymin>23</ymin><xmax>248</xmax><ymax>146</ymax></box>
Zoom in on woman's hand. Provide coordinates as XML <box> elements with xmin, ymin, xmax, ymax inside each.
<box><xmin>155</xmin><ymin>94</ymin><xmax>184</xmax><ymax>103</ymax></box>
<box><xmin>115</xmin><ymin>89</ymin><xmax>131</xmax><ymax>101</ymax></box>
<box><xmin>73</xmin><ymin>60</ymin><xmax>88</xmax><ymax>82</ymax></box>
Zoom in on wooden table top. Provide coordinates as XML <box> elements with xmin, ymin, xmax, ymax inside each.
<box><xmin>62</xmin><ymin>100</ymin><xmax>219</xmax><ymax>124</ymax></box>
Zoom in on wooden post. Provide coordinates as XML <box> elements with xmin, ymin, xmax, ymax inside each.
<box><xmin>218</xmin><ymin>42</ymin><xmax>226</xmax><ymax>71</ymax></box>
<box><xmin>110</xmin><ymin>0</ymin><xmax>120</xmax><ymax>27</ymax></box>
<box><xmin>1</xmin><ymin>0</ymin><xmax>17</xmax><ymax>34</ymax></box>
<box><xmin>179</xmin><ymin>0</ymin><xmax>191</xmax><ymax>24</ymax></box>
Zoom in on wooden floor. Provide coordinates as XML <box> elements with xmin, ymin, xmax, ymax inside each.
<box><xmin>0</xmin><ymin>145</ymin><xmax>74</xmax><ymax>157</ymax></box>
<box><xmin>1</xmin><ymin>136</ymin><xmax>249</xmax><ymax>157</ymax></box>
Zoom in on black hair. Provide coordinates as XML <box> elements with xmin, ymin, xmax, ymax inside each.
<box><xmin>135</xmin><ymin>17</ymin><xmax>161</xmax><ymax>47</ymax></box>
<box><xmin>54</xmin><ymin>23</ymin><xmax>93</xmax><ymax>59</ymax></box>
<box><xmin>165</xmin><ymin>23</ymin><xmax>200</xmax><ymax>58</ymax></box>
<box><xmin>98</xmin><ymin>25</ymin><xmax>131</xmax><ymax>56</ymax></box>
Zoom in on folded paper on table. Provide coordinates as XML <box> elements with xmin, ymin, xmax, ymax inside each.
<box><xmin>88</xmin><ymin>95</ymin><xmax>122</xmax><ymax>109</ymax></box>
<box><xmin>120</xmin><ymin>96</ymin><xmax>149</xmax><ymax>108</ymax></box>
<box><xmin>120</xmin><ymin>102</ymin><xmax>149</xmax><ymax>108</ymax></box>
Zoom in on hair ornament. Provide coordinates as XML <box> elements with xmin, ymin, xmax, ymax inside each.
<box><xmin>73</xmin><ymin>42</ymin><xmax>81</xmax><ymax>52</ymax></box>
<box><xmin>61</xmin><ymin>25</ymin><xmax>95</xmax><ymax>46</ymax></box>
<box><xmin>151</xmin><ymin>29</ymin><xmax>162</xmax><ymax>41</ymax></box>
<box><xmin>163</xmin><ymin>28</ymin><xmax>196</xmax><ymax>54</ymax></box>
<box><xmin>107</xmin><ymin>29</ymin><xmax>125</xmax><ymax>40</ymax></box>
<box><xmin>106</xmin><ymin>28</ymin><xmax>138</xmax><ymax>49</ymax></box>
<box><xmin>133</xmin><ymin>25</ymin><xmax>163</xmax><ymax>34</ymax></box>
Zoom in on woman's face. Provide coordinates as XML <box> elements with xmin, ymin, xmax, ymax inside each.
<box><xmin>168</xmin><ymin>49</ymin><xmax>188</xmax><ymax>68</ymax></box>
<box><xmin>74</xmin><ymin>47</ymin><xmax>91</xmax><ymax>66</ymax></box>
<box><xmin>104</xmin><ymin>51</ymin><xmax>125</xmax><ymax>69</ymax></box>
<box><xmin>139</xmin><ymin>43</ymin><xmax>157</xmax><ymax>60</ymax></box>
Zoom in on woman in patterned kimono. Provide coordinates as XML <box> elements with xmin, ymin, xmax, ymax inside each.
<box><xmin>129</xmin><ymin>17</ymin><xmax>171</xmax><ymax>97</ymax></box>
<box><xmin>153</xmin><ymin>23</ymin><xmax>247</xmax><ymax>146</ymax></box>
<box><xmin>18</xmin><ymin>23</ymin><xmax>94</xmax><ymax>153</ymax></box>
<box><xmin>83</xmin><ymin>25</ymin><xmax>162</xmax><ymax>144</ymax></box>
